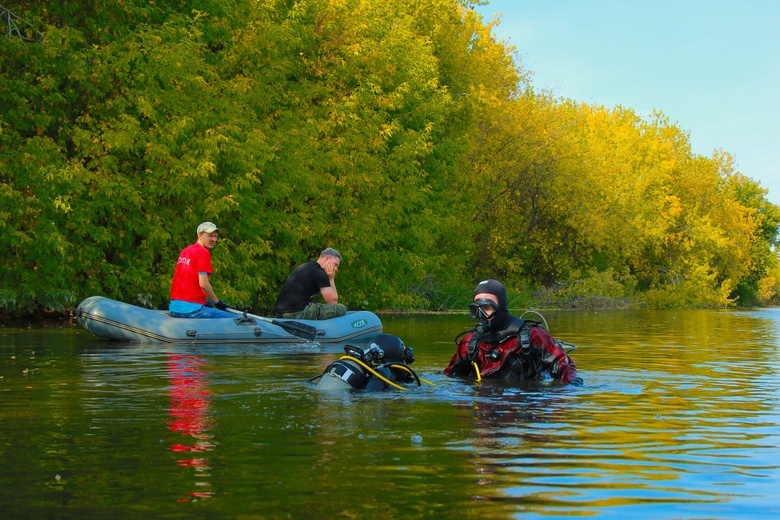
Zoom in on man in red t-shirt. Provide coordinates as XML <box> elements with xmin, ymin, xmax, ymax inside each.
<box><xmin>169</xmin><ymin>222</ymin><xmax>234</xmax><ymax>319</ymax></box>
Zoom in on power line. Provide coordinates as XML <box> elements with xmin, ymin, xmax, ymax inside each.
<box><xmin>739</xmin><ymin>148</ymin><xmax>780</xmax><ymax>160</ymax></box>
<box><xmin>735</xmin><ymin>138</ymin><xmax>780</xmax><ymax>153</ymax></box>
<box><xmin>690</xmin><ymin>103</ymin><xmax>780</xmax><ymax>130</ymax></box>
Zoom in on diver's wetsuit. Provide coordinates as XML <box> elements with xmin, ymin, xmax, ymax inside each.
<box><xmin>444</xmin><ymin>309</ymin><xmax>582</xmax><ymax>385</ymax></box>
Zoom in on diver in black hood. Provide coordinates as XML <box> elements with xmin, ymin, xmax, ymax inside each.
<box><xmin>469</xmin><ymin>278</ymin><xmax>519</xmax><ymax>342</ymax></box>
<box><xmin>445</xmin><ymin>279</ymin><xmax>582</xmax><ymax>385</ymax></box>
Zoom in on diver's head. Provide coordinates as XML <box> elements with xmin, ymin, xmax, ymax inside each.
<box><xmin>472</xmin><ymin>279</ymin><xmax>508</xmax><ymax>311</ymax></box>
<box><xmin>469</xmin><ymin>279</ymin><xmax>509</xmax><ymax>334</ymax></box>
<box><xmin>366</xmin><ymin>333</ymin><xmax>415</xmax><ymax>364</ymax></box>
<box><xmin>469</xmin><ymin>279</ymin><xmax>508</xmax><ymax>320</ymax></box>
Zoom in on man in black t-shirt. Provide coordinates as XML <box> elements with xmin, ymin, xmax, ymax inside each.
<box><xmin>273</xmin><ymin>248</ymin><xmax>347</xmax><ymax>320</ymax></box>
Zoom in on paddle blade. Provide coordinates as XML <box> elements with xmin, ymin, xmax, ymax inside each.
<box><xmin>272</xmin><ymin>319</ymin><xmax>318</xmax><ymax>341</ymax></box>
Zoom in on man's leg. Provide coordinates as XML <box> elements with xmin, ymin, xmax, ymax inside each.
<box><xmin>172</xmin><ymin>306</ymin><xmax>235</xmax><ymax>319</ymax></box>
<box><xmin>283</xmin><ymin>303</ymin><xmax>346</xmax><ymax>320</ymax></box>
<box><xmin>317</xmin><ymin>303</ymin><xmax>347</xmax><ymax>319</ymax></box>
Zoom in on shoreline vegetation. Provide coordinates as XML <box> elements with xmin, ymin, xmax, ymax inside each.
<box><xmin>3</xmin><ymin>293</ymin><xmax>746</xmax><ymax>323</ymax></box>
<box><xmin>2</xmin><ymin>1</ymin><xmax>779</xmax><ymax>320</ymax></box>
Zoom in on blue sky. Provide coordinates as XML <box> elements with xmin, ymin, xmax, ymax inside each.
<box><xmin>474</xmin><ymin>0</ymin><xmax>780</xmax><ymax>206</ymax></box>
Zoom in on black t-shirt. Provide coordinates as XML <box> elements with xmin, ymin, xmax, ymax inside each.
<box><xmin>273</xmin><ymin>261</ymin><xmax>331</xmax><ymax>316</ymax></box>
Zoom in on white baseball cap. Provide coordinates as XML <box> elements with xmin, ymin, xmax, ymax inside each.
<box><xmin>197</xmin><ymin>222</ymin><xmax>221</xmax><ymax>234</ymax></box>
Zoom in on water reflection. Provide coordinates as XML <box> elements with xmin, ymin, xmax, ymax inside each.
<box><xmin>444</xmin><ymin>355</ymin><xmax>780</xmax><ymax>515</ymax></box>
<box><xmin>450</xmin><ymin>382</ymin><xmax>576</xmax><ymax>498</ymax></box>
<box><xmin>166</xmin><ymin>354</ymin><xmax>214</xmax><ymax>501</ymax></box>
<box><xmin>2</xmin><ymin>309</ymin><xmax>779</xmax><ymax>518</ymax></box>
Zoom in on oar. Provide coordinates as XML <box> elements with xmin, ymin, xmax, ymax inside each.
<box><xmin>226</xmin><ymin>308</ymin><xmax>319</xmax><ymax>341</ymax></box>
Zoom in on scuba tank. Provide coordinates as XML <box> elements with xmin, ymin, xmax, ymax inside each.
<box><xmin>314</xmin><ymin>333</ymin><xmax>419</xmax><ymax>391</ymax></box>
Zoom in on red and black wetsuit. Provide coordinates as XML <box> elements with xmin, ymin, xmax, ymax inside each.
<box><xmin>444</xmin><ymin>313</ymin><xmax>581</xmax><ymax>385</ymax></box>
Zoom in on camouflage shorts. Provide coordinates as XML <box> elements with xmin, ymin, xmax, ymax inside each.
<box><xmin>282</xmin><ymin>303</ymin><xmax>347</xmax><ymax>320</ymax></box>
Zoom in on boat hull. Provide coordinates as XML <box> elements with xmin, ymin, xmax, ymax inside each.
<box><xmin>76</xmin><ymin>296</ymin><xmax>382</xmax><ymax>344</ymax></box>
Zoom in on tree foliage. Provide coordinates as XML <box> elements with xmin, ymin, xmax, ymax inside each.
<box><xmin>1</xmin><ymin>0</ymin><xmax>778</xmax><ymax>315</ymax></box>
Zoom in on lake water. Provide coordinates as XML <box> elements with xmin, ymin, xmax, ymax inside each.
<box><xmin>1</xmin><ymin>309</ymin><xmax>779</xmax><ymax>518</ymax></box>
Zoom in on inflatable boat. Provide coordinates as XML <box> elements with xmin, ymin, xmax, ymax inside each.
<box><xmin>75</xmin><ymin>296</ymin><xmax>382</xmax><ymax>344</ymax></box>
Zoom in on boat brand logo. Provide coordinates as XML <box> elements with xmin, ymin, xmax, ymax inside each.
<box><xmin>350</xmin><ymin>319</ymin><xmax>367</xmax><ymax>329</ymax></box>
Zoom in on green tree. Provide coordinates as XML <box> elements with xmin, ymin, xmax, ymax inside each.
<box><xmin>1</xmin><ymin>0</ymin><xmax>778</xmax><ymax>316</ymax></box>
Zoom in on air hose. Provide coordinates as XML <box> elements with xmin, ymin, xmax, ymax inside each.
<box><xmin>339</xmin><ymin>355</ymin><xmax>407</xmax><ymax>390</ymax></box>
<box><xmin>385</xmin><ymin>363</ymin><xmax>435</xmax><ymax>387</ymax></box>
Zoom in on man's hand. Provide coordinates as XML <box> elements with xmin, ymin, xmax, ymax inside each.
<box><xmin>215</xmin><ymin>300</ymin><xmax>229</xmax><ymax>311</ymax></box>
<box><xmin>324</xmin><ymin>262</ymin><xmax>337</xmax><ymax>278</ymax></box>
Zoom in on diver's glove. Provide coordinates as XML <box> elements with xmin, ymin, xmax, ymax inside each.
<box><xmin>215</xmin><ymin>300</ymin><xmax>229</xmax><ymax>311</ymax></box>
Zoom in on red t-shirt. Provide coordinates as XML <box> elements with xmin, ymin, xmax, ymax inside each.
<box><xmin>170</xmin><ymin>243</ymin><xmax>213</xmax><ymax>304</ymax></box>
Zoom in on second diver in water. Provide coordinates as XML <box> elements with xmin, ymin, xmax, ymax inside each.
<box><xmin>313</xmin><ymin>333</ymin><xmax>433</xmax><ymax>391</ymax></box>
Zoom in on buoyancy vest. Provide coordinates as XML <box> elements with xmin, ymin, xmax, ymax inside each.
<box><xmin>444</xmin><ymin>318</ymin><xmax>580</xmax><ymax>383</ymax></box>
<box><xmin>466</xmin><ymin>315</ymin><xmax>527</xmax><ymax>363</ymax></box>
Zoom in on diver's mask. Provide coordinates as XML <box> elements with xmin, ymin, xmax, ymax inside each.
<box><xmin>469</xmin><ymin>298</ymin><xmax>498</xmax><ymax>335</ymax></box>
<box><xmin>469</xmin><ymin>298</ymin><xmax>498</xmax><ymax>320</ymax></box>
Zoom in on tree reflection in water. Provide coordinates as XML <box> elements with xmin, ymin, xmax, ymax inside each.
<box><xmin>457</xmin><ymin>380</ymin><xmax>573</xmax><ymax>496</ymax></box>
<box><xmin>167</xmin><ymin>354</ymin><xmax>214</xmax><ymax>501</ymax></box>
